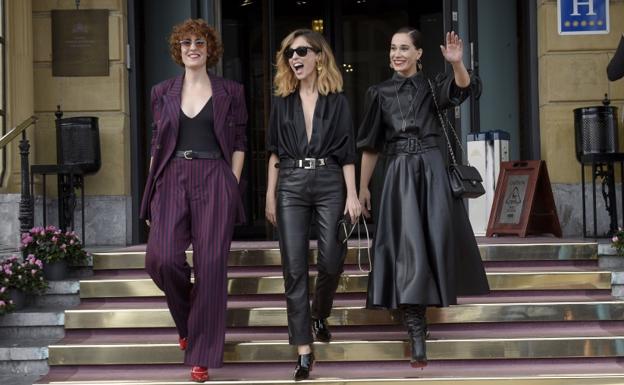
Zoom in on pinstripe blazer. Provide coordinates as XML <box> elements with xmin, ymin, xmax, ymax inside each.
<box><xmin>139</xmin><ymin>74</ymin><xmax>248</xmax><ymax>223</ymax></box>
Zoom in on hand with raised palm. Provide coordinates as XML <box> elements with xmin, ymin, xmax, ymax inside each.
<box><xmin>440</xmin><ymin>31</ymin><xmax>463</xmax><ymax>64</ymax></box>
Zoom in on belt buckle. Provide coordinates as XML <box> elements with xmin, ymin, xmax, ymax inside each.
<box><xmin>183</xmin><ymin>150</ymin><xmax>193</xmax><ymax>160</ymax></box>
<box><xmin>303</xmin><ymin>158</ymin><xmax>316</xmax><ymax>169</ymax></box>
<box><xmin>407</xmin><ymin>138</ymin><xmax>419</xmax><ymax>153</ymax></box>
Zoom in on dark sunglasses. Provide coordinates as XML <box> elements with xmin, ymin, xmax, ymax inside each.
<box><xmin>284</xmin><ymin>46</ymin><xmax>318</xmax><ymax>59</ymax></box>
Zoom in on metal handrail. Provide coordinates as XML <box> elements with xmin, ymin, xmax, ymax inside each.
<box><xmin>0</xmin><ymin>115</ymin><xmax>37</xmax><ymax>149</ymax></box>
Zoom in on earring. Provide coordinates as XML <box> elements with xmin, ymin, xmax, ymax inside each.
<box><xmin>317</xmin><ymin>63</ymin><xmax>323</xmax><ymax>73</ymax></box>
<box><xmin>417</xmin><ymin>59</ymin><xmax>423</xmax><ymax>72</ymax></box>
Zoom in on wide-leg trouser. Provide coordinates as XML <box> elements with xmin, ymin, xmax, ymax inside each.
<box><xmin>145</xmin><ymin>157</ymin><xmax>238</xmax><ymax>368</ymax></box>
<box><xmin>276</xmin><ymin>166</ymin><xmax>346</xmax><ymax>345</ymax></box>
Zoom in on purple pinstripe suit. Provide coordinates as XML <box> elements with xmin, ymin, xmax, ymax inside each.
<box><xmin>140</xmin><ymin>74</ymin><xmax>247</xmax><ymax>368</ymax></box>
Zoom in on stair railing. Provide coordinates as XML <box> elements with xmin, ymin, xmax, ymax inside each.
<box><xmin>0</xmin><ymin>115</ymin><xmax>38</xmax><ymax>235</ymax></box>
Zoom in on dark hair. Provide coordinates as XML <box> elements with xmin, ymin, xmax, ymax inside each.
<box><xmin>394</xmin><ymin>27</ymin><xmax>422</xmax><ymax>50</ymax></box>
<box><xmin>168</xmin><ymin>18</ymin><xmax>223</xmax><ymax>68</ymax></box>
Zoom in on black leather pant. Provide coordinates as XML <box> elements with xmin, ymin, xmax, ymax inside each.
<box><xmin>277</xmin><ymin>165</ymin><xmax>346</xmax><ymax>345</ymax></box>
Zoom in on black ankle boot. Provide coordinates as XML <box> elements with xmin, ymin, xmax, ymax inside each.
<box><xmin>293</xmin><ymin>351</ymin><xmax>314</xmax><ymax>381</ymax></box>
<box><xmin>312</xmin><ymin>318</ymin><xmax>332</xmax><ymax>342</ymax></box>
<box><xmin>402</xmin><ymin>305</ymin><xmax>428</xmax><ymax>368</ymax></box>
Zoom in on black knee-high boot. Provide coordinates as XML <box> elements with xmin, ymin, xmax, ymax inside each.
<box><xmin>402</xmin><ymin>304</ymin><xmax>427</xmax><ymax>368</ymax></box>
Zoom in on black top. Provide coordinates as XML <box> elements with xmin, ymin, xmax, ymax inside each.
<box><xmin>266</xmin><ymin>92</ymin><xmax>357</xmax><ymax>166</ymax></box>
<box><xmin>357</xmin><ymin>71</ymin><xmax>477</xmax><ymax>153</ymax></box>
<box><xmin>608</xmin><ymin>35</ymin><xmax>624</xmax><ymax>82</ymax></box>
<box><xmin>176</xmin><ymin>99</ymin><xmax>220</xmax><ymax>152</ymax></box>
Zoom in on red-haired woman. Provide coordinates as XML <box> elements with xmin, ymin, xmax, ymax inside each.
<box><xmin>140</xmin><ymin>19</ymin><xmax>247</xmax><ymax>382</ymax></box>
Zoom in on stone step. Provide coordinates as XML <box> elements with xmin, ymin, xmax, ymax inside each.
<box><xmin>0</xmin><ymin>338</ymin><xmax>57</xmax><ymax>376</ymax></box>
<box><xmin>78</xmin><ymin>268</ymin><xmax>612</xmax><ymax>298</ymax></box>
<box><xmin>92</xmin><ymin>240</ymin><xmax>598</xmax><ymax>270</ymax></box>
<box><xmin>33</xmin><ymin>359</ymin><xmax>624</xmax><ymax>384</ymax></box>
<box><xmin>63</xmin><ymin>300</ymin><xmax>624</xmax><ymax>329</ymax></box>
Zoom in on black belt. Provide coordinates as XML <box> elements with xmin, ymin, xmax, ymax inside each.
<box><xmin>278</xmin><ymin>157</ymin><xmax>334</xmax><ymax>169</ymax></box>
<box><xmin>385</xmin><ymin>137</ymin><xmax>438</xmax><ymax>155</ymax></box>
<box><xmin>175</xmin><ymin>150</ymin><xmax>222</xmax><ymax>160</ymax></box>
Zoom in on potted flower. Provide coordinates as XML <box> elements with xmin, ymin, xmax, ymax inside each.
<box><xmin>20</xmin><ymin>225</ymin><xmax>89</xmax><ymax>280</ymax></box>
<box><xmin>0</xmin><ymin>255</ymin><xmax>47</xmax><ymax>310</ymax></box>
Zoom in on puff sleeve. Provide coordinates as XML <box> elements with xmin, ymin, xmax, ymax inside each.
<box><xmin>357</xmin><ymin>85</ymin><xmax>384</xmax><ymax>153</ymax></box>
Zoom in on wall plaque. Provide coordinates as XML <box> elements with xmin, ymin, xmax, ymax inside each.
<box><xmin>52</xmin><ymin>10</ymin><xmax>109</xmax><ymax>77</ymax></box>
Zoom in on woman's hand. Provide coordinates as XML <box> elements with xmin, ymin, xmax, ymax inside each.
<box><xmin>440</xmin><ymin>31</ymin><xmax>463</xmax><ymax>64</ymax></box>
<box><xmin>358</xmin><ymin>187</ymin><xmax>372</xmax><ymax>219</ymax></box>
<box><xmin>344</xmin><ymin>192</ymin><xmax>362</xmax><ymax>224</ymax></box>
<box><xmin>265</xmin><ymin>192</ymin><xmax>277</xmax><ymax>226</ymax></box>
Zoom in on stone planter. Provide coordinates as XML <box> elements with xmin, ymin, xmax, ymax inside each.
<box><xmin>43</xmin><ymin>260</ymin><xmax>68</xmax><ymax>281</ymax></box>
<box><xmin>7</xmin><ymin>289</ymin><xmax>26</xmax><ymax>310</ymax></box>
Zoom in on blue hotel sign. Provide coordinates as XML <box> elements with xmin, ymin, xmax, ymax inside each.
<box><xmin>558</xmin><ymin>0</ymin><xmax>609</xmax><ymax>35</ymax></box>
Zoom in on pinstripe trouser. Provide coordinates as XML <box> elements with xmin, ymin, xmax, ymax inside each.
<box><xmin>145</xmin><ymin>157</ymin><xmax>238</xmax><ymax>368</ymax></box>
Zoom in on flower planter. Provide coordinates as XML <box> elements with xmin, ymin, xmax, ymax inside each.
<box><xmin>43</xmin><ymin>260</ymin><xmax>68</xmax><ymax>281</ymax></box>
<box><xmin>7</xmin><ymin>289</ymin><xmax>26</xmax><ymax>310</ymax></box>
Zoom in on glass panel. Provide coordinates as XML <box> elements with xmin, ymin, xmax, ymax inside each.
<box><xmin>222</xmin><ymin>0</ymin><xmax>267</xmax><ymax>234</ymax></box>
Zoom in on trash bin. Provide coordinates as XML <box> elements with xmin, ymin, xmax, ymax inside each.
<box><xmin>573</xmin><ymin>101</ymin><xmax>619</xmax><ymax>162</ymax></box>
<box><xmin>467</xmin><ymin>130</ymin><xmax>510</xmax><ymax>236</ymax></box>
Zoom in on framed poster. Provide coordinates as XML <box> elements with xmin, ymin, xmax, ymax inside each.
<box><xmin>487</xmin><ymin>160</ymin><xmax>562</xmax><ymax>237</ymax></box>
<box><xmin>52</xmin><ymin>10</ymin><xmax>109</xmax><ymax>76</ymax></box>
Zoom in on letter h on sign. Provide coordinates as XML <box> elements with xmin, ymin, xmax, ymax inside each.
<box><xmin>558</xmin><ymin>0</ymin><xmax>609</xmax><ymax>35</ymax></box>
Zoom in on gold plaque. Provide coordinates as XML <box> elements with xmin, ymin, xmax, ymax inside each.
<box><xmin>52</xmin><ymin>10</ymin><xmax>109</xmax><ymax>77</ymax></box>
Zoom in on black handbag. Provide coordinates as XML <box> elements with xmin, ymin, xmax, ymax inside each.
<box><xmin>427</xmin><ymin>79</ymin><xmax>485</xmax><ymax>199</ymax></box>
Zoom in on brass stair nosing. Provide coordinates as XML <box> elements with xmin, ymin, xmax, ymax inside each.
<box><xmin>48</xmin><ymin>336</ymin><xmax>624</xmax><ymax>365</ymax></box>
<box><xmin>91</xmin><ymin>243</ymin><xmax>598</xmax><ymax>270</ymax></box>
<box><xmin>63</xmin><ymin>301</ymin><xmax>624</xmax><ymax>329</ymax></box>
<box><xmin>78</xmin><ymin>271</ymin><xmax>613</xmax><ymax>298</ymax></box>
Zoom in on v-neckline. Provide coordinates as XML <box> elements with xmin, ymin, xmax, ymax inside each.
<box><xmin>181</xmin><ymin>97</ymin><xmax>212</xmax><ymax>119</ymax></box>
<box><xmin>298</xmin><ymin>93</ymin><xmax>319</xmax><ymax>148</ymax></box>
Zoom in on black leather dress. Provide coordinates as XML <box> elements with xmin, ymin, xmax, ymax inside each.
<box><xmin>357</xmin><ymin>71</ymin><xmax>490</xmax><ymax>309</ymax></box>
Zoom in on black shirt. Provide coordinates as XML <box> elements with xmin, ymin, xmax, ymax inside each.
<box><xmin>357</xmin><ymin>71</ymin><xmax>477</xmax><ymax>153</ymax></box>
<box><xmin>266</xmin><ymin>92</ymin><xmax>356</xmax><ymax>166</ymax></box>
<box><xmin>176</xmin><ymin>99</ymin><xmax>220</xmax><ymax>153</ymax></box>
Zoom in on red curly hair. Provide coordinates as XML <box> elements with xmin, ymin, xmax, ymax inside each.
<box><xmin>168</xmin><ymin>19</ymin><xmax>223</xmax><ymax>68</ymax></box>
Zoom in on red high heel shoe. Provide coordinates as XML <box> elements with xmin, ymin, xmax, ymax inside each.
<box><xmin>191</xmin><ymin>366</ymin><xmax>208</xmax><ymax>382</ymax></box>
<box><xmin>178</xmin><ymin>337</ymin><xmax>187</xmax><ymax>351</ymax></box>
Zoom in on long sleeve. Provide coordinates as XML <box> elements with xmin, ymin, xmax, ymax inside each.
<box><xmin>608</xmin><ymin>35</ymin><xmax>624</xmax><ymax>82</ymax></box>
<box><xmin>357</xmin><ymin>85</ymin><xmax>384</xmax><ymax>153</ymax></box>
<box><xmin>436</xmin><ymin>71</ymin><xmax>481</xmax><ymax>109</ymax></box>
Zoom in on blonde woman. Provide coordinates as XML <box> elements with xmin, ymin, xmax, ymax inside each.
<box><xmin>265</xmin><ymin>29</ymin><xmax>360</xmax><ymax>381</ymax></box>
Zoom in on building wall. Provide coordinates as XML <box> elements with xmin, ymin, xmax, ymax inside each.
<box><xmin>538</xmin><ymin>0</ymin><xmax>624</xmax><ymax>236</ymax></box>
<box><xmin>538</xmin><ymin>0</ymin><xmax>624</xmax><ymax>183</ymax></box>
<box><xmin>0</xmin><ymin>0</ymin><xmax>130</xmax><ymax>247</ymax></box>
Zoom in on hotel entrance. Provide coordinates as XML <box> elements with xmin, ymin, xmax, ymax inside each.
<box><xmin>129</xmin><ymin>0</ymin><xmax>536</xmax><ymax>242</ymax></box>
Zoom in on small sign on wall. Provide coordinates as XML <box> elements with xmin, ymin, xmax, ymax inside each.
<box><xmin>558</xmin><ymin>0</ymin><xmax>609</xmax><ymax>35</ymax></box>
<box><xmin>52</xmin><ymin>10</ymin><xmax>109</xmax><ymax>76</ymax></box>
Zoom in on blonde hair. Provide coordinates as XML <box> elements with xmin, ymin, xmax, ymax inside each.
<box><xmin>274</xmin><ymin>29</ymin><xmax>343</xmax><ymax>97</ymax></box>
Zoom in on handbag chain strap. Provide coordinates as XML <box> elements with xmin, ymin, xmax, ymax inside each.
<box><xmin>426</xmin><ymin>78</ymin><xmax>466</xmax><ymax>167</ymax></box>
<box><xmin>356</xmin><ymin>218</ymin><xmax>371</xmax><ymax>273</ymax></box>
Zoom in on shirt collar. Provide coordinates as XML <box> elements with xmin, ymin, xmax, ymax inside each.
<box><xmin>392</xmin><ymin>71</ymin><xmax>423</xmax><ymax>89</ymax></box>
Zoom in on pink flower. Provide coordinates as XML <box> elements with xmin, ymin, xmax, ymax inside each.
<box><xmin>60</xmin><ymin>244</ymin><xmax>67</xmax><ymax>250</ymax></box>
<box><xmin>40</xmin><ymin>230</ymin><xmax>45</xmax><ymax>236</ymax></box>
<box><xmin>613</xmin><ymin>236</ymin><xmax>619</xmax><ymax>243</ymax></box>
<box><xmin>0</xmin><ymin>287</ymin><xmax>5</xmax><ymax>293</ymax></box>
<box><xmin>31</xmin><ymin>269</ymin><xmax>37</xmax><ymax>276</ymax></box>
<box><xmin>51</xmin><ymin>236</ymin><xmax>58</xmax><ymax>243</ymax></box>
<box><xmin>70</xmin><ymin>240</ymin><xmax>75</xmax><ymax>245</ymax></box>
<box><xmin>0</xmin><ymin>300</ymin><xmax>5</xmax><ymax>307</ymax></box>
<box><xmin>35</xmin><ymin>260</ymin><xmax>43</xmax><ymax>268</ymax></box>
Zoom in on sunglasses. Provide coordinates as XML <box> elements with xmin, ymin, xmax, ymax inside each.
<box><xmin>284</xmin><ymin>46</ymin><xmax>318</xmax><ymax>59</ymax></box>
<box><xmin>179</xmin><ymin>39</ymin><xmax>207</xmax><ymax>48</ymax></box>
